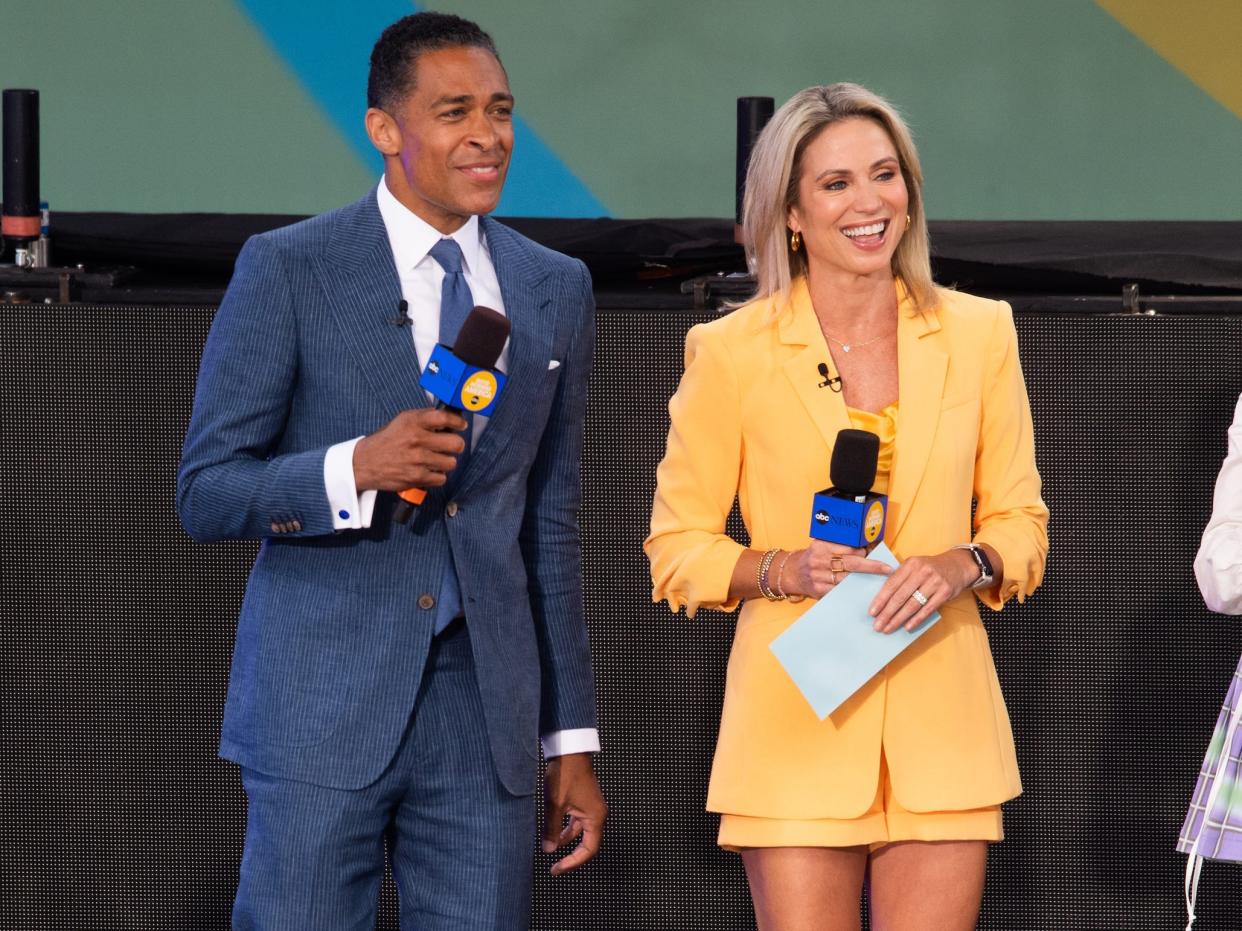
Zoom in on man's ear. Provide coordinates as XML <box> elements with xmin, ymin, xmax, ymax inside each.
<box><xmin>365</xmin><ymin>107</ymin><xmax>400</xmax><ymax>157</ymax></box>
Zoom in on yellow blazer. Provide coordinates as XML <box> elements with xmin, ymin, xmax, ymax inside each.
<box><xmin>645</xmin><ymin>277</ymin><xmax>1048</xmax><ymax>818</ymax></box>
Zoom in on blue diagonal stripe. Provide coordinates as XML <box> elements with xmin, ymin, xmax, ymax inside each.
<box><xmin>235</xmin><ymin>0</ymin><xmax>608</xmax><ymax>217</ymax></box>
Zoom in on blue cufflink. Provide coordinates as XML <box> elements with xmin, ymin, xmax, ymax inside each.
<box><xmin>338</xmin><ymin>509</ymin><xmax>350</xmax><ymax>520</ymax></box>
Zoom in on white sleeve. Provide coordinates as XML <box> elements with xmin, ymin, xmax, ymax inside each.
<box><xmin>1195</xmin><ymin>395</ymin><xmax>1242</xmax><ymax>615</ymax></box>
<box><xmin>540</xmin><ymin>728</ymin><xmax>601</xmax><ymax>758</ymax></box>
<box><xmin>324</xmin><ymin>437</ymin><xmax>377</xmax><ymax>531</ymax></box>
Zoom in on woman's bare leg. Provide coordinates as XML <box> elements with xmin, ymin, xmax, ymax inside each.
<box><xmin>867</xmin><ymin>840</ymin><xmax>987</xmax><ymax>930</ymax></box>
<box><xmin>741</xmin><ymin>846</ymin><xmax>869</xmax><ymax>931</ymax></box>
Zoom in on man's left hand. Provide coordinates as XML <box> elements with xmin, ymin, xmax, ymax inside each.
<box><xmin>542</xmin><ymin>752</ymin><xmax>606</xmax><ymax>875</ymax></box>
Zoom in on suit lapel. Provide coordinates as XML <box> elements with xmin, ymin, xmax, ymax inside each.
<box><xmin>887</xmin><ymin>287</ymin><xmax>947</xmax><ymax>541</ymax></box>
<box><xmin>451</xmin><ymin>217</ymin><xmax>554</xmax><ymax>498</ymax></box>
<box><xmin>780</xmin><ymin>277</ymin><xmax>852</xmax><ymax>460</ymax></box>
<box><xmin>313</xmin><ymin>192</ymin><xmax>428</xmax><ymax>421</ymax></box>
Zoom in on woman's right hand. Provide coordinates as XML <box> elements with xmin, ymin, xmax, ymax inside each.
<box><xmin>785</xmin><ymin>539</ymin><xmax>893</xmax><ymax>599</ymax></box>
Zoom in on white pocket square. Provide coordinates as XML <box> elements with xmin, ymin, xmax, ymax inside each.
<box><xmin>547</xmin><ymin>360</ymin><xmax>561</xmax><ymax>370</ymax></box>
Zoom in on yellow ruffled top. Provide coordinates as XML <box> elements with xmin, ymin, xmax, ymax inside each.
<box><xmin>845</xmin><ymin>403</ymin><xmax>898</xmax><ymax>494</ymax></box>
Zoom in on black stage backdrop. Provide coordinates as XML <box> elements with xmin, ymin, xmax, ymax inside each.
<box><xmin>2</xmin><ymin>304</ymin><xmax>1241</xmax><ymax>930</ymax></box>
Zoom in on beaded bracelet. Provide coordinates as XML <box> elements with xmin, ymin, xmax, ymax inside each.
<box><xmin>757</xmin><ymin>547</ymin><xmax>783</xmax><ymax>601</ymax></box>
<box><xmin>773</xmin><ymin>550</ymin><xmax>806</xmax><ymax>604</ymax></box>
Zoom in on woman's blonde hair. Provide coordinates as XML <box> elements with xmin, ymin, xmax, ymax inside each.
<box><xmin>740</xmin><ymin>83</ymin><xmax>935</xmax><ymax>313</ymax></box>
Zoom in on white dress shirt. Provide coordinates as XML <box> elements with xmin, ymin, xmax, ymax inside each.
<box><xmin>322</xmin><ymin>178</ymin><xmax>599</xmax><ymax>757</ymax></box>
<box><xmin>1195</xmin><ymin>393</ymin><xmax>1242</xmax><ymax>615</ymax></box>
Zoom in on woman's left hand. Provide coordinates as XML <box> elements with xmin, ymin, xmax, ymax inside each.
<box><xmin>868</xmin><ymin>549</ymin><xmax>977</xmax><ymax>633</ymax></box>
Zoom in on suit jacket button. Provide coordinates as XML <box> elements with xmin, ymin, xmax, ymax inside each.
<box><xmin>446</xmin><ymin>501</ymin><xmax>459</xmax><ymax>518</ymax></box>
<box><xmin>417</xmin><ymin>594</ymin><xmax>436</xmax><ymax>610</ymax></box>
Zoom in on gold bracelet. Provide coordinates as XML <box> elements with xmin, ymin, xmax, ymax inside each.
<box><xmin>757</xmin><ymin>548</ymin><xmax>782</xmax><ymax>601</ymax></box>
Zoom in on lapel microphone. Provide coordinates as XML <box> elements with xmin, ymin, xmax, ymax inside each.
<box><xmin>817</xmin><ymin>362</ymin><xmax>843</xmax><ymax>392</ymax></box>
<box><xmin>389</xmin><ymin>299</ymin><xmax>412</xmax><ymax>326</ymax></box>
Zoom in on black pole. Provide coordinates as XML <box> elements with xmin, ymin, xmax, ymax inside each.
<box><xmin>3</xmin><ymin>89</ymin><xmax>40</xmax><ymax>243</ymax></box>
<box><xmin>735</xmin><ymin>96</ymin><xmax>773</xmax><ymax>230</ymax></box>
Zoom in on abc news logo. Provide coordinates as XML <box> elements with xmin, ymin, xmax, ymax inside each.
<box><xmin>814</xmin><ymin>511</ymin><xmax>859</xmax><ymax>529</ymax></box>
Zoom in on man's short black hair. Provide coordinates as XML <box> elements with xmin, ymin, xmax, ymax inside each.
<box><xmin>367</xmin><ymin>12</ymin><xmax>502</xmax><ymax>112</ymax></box>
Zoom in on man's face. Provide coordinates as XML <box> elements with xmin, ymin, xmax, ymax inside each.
<box><xmin>377</xmin><ymin>45</ymin><xmax>514</xmax><ymax>233</ymax></box>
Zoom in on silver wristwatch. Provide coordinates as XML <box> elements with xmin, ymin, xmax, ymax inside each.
<box><xmin>954</xmin><ymin>543</ymin><xmax>994</xmax><ymax>590</ymax></box>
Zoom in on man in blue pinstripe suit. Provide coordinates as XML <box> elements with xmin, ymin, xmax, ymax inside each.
<box><xmin>177</xmin><ymin>13</ymin><xmax>605</xmax><ymax>929</ymax></box>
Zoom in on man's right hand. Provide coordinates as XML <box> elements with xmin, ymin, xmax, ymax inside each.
<box><xmin>352</xmin><ymin>409</ymin><xmax>468</xmax><ymax>492</ymax></box>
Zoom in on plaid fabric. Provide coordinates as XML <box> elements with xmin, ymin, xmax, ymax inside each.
<box><xmin>1179</xmin><ymin>660</ymin><xmax>1242</xmax><ymax>863</ymax></box>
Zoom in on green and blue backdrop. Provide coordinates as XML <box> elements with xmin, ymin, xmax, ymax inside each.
<box><xmin>5</xmin><ymin>0</ymin><xmax>1240</xmax><ymax>219</ymax></box>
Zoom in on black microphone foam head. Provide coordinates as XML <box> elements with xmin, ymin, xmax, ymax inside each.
<box><xmin>452</xmin><ymin>306</ymin><xmax>510</xmax><ymax>369</ymax></box>
<box><xmin>830</xmin><ymin>429</ymin><xmax>880</xmax><ymax>496</ymax></box>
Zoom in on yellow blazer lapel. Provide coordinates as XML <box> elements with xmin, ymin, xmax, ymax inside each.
<box><xmin>780</xmin><ymin>277</ymin><xmax>851</xmax><ymax>455</ymax></box>
<box><xmin>888</xmin><ymin>284</ymin><xmax>947</xmax><ymax>543</ymax></box>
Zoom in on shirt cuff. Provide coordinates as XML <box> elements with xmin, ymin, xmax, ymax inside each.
<box><xmin>541</xmin><ymin>728</ymin><xmax>601</xmax><ymax>758</ymax></box>
<box><xmin>324</xmin><ymin>437</ymin><xmax>376</xmax><ymax>530</ymax></box>
<box><xmin>1195</xmin><ymin>529</ymin><xmax>1242</xmax><ymax>615</ymax></box>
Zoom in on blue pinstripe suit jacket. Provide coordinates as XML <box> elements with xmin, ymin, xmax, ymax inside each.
<box><xmin>177</xmin><ymin>191</ymin><xmax>597</xmax><ymax>794</ymax></box>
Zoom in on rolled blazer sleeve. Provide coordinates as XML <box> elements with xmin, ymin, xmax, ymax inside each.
<box><xmin>969</xmin><ymin>301</ymin><xmax>1049</xmax><ymax>610</ymax></box>
<box><xmin>646</xmin><ymin>323</ymin><xmax>747</xmax><ymax>618</ymax></box>
<box><xmin>1194</xmin><ymin>393</ymin><xmax>1242</xmax><ymax>615</ymax></box>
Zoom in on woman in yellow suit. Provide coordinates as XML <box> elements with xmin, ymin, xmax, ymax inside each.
<box><xmin>646</xmin><ymin>84</ymin><xmax>1049</xmax><ymax>930</ymax></box>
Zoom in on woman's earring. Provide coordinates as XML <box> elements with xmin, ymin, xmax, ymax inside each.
<box><xmin>790</xmin><ymin>230</ymin><xmax>802</xmax><ymax>252</ymax></box>
<box><xmin>905</xmin><ymin>214</ymin><xmax>912</xmax><ymax>232</ymax></box>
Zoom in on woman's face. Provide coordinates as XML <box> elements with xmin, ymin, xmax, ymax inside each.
<box><xmin>787</xmin><ymin>117</ymin><xmax>909</xmax><ymax>282</ymax></box>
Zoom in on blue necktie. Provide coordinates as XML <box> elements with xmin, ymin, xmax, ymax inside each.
<box><xmin>429</xmin><ymin>238</ymin><xmax>475</xmax><ymax>475</ymax></box>
<box><xmin>428</xmin><ymin>238</ymin><xmax>474</xmax><ymax>633</ymax></box>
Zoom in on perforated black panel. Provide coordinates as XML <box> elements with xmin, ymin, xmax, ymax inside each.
<box><xmin>0</xmin><ymin>308</ymin><xmax>250</xmax><ymax>930</ymax></box>
<box><xmin>2</xmin><ymin>306</ymin><xmax>1240</xmax><ymax>929</ymax></box>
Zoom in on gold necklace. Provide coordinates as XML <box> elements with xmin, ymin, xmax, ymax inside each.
<box><xmin>822</xmin><ymin>328</ymin><xmax>894</xmax><ymax>353</ymax></box>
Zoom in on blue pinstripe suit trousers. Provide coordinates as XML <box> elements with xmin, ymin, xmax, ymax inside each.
<box><xmin>232</xmin><ymin>620</ymin><xmax>536</xmax><ymax>931</ymax></box>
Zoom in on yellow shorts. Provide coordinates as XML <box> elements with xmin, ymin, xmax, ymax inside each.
<box><xmin>717</xmin><ymin>753</ymin><xmax>1003</xmax><ymax>853</ymax></box>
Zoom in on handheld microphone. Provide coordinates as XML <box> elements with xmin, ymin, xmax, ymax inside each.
<box><xmin>817</xmin><ymin>362</ymin><xmax>842</xmax><ymax>392</ymax></box>
<box><xmin>808</xmin><ymin>429</ymin><xmax>888</xmax><ymax>547</ymax></box>
<box><xmin>392</xmin><ymin>305</ymin><xmax>510</xmax><ymax>523</ymax></box>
